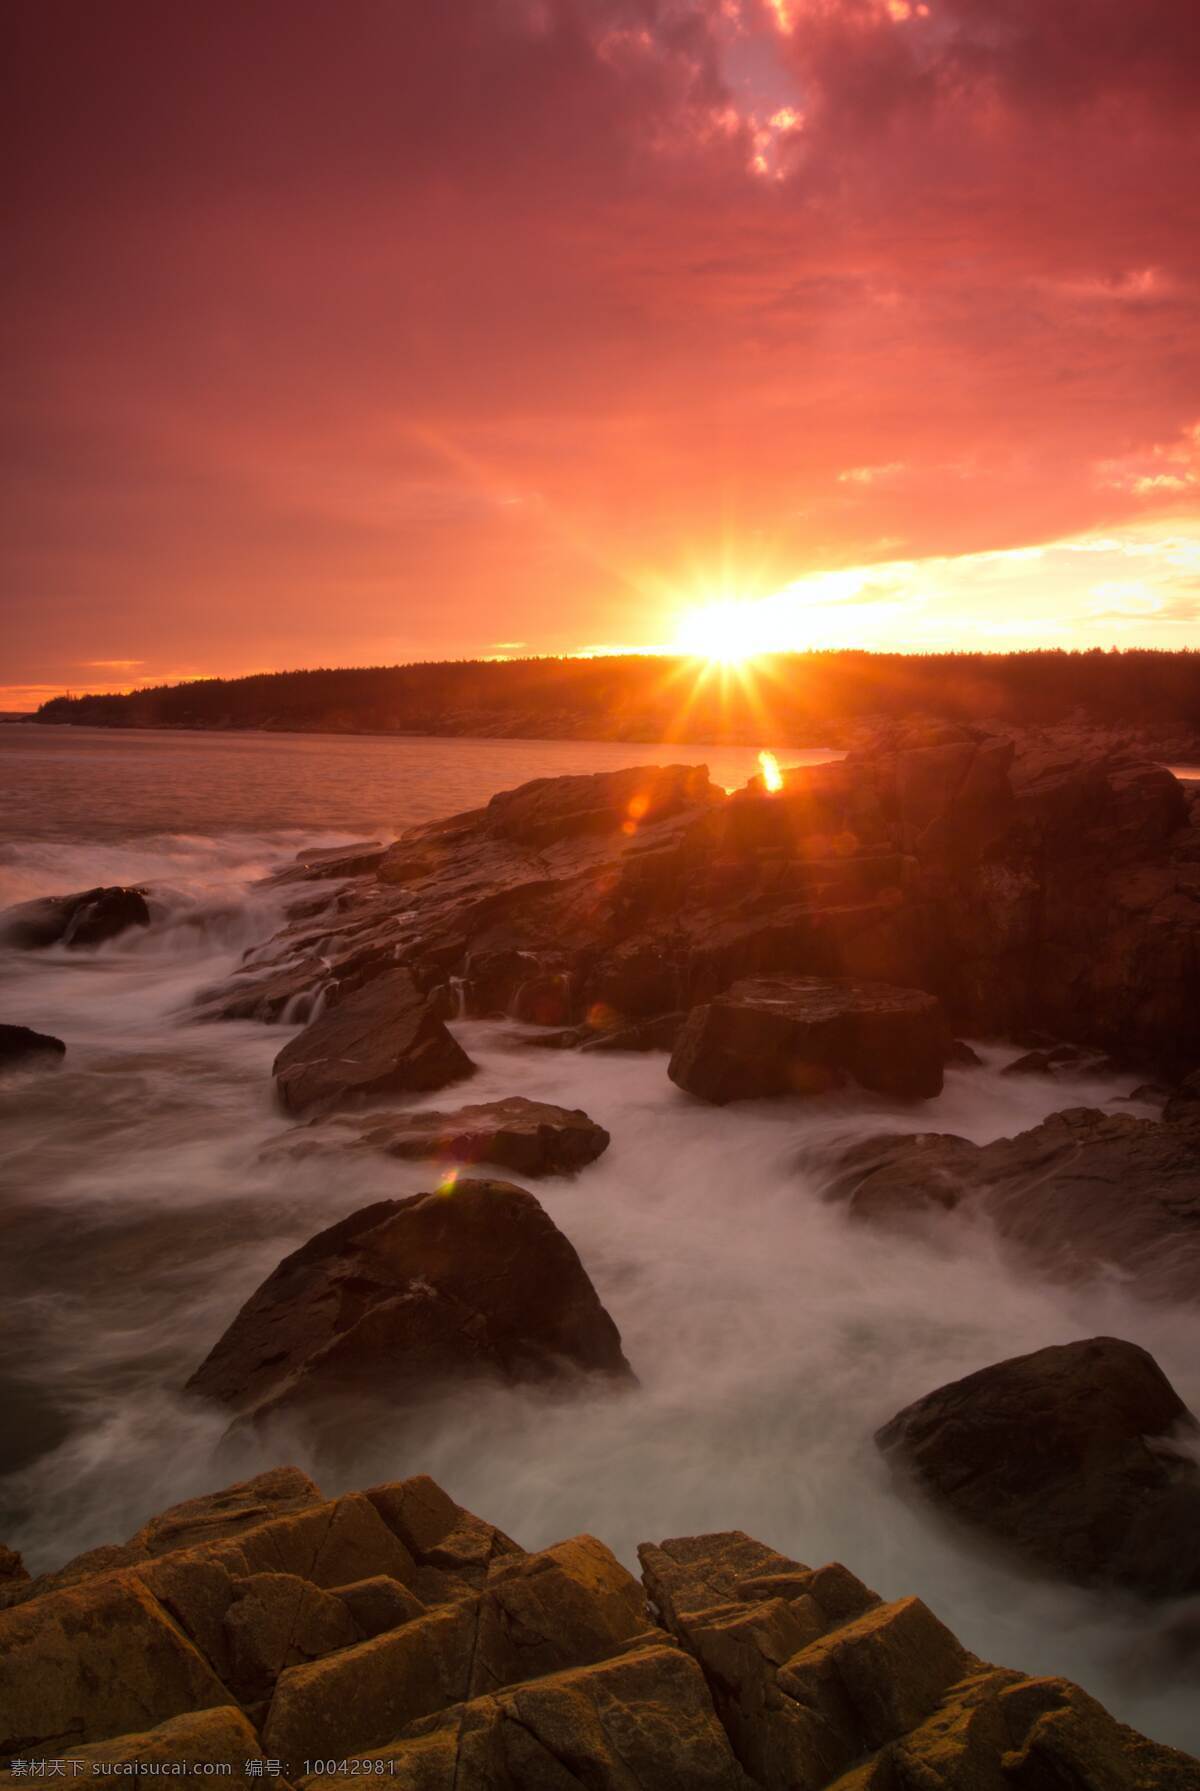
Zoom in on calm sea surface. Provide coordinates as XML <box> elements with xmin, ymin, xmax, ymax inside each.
<box><xmin>0</xmin><ymin>724</ymin><xmax>836</xmax><ymax>845</ymax></box>
<box><xmin>0</xmin><ymin>723</ymin><xmax>1197</xmax><ymax>1753</ymax></box>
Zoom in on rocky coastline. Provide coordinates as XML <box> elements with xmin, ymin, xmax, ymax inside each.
<box><xmin>3</xmin><ymin>1466</ymin><xmax>1200</xmax><ymax>1789</ymax></box>
<box><xmin>4</xmin><ymin>723</ymin><xmax>1200</xmax><ymax>1779</ymax></box>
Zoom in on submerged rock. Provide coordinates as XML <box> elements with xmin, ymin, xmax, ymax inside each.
<box><xmin>3</xmin><ymin>1466</ymin><xmax>1195</xmax><ymax>1786</ymax></box>
<box><xmin>273</xmin><ymin>968</ymin><xmax>474</xmax><ymax>1114</ymax></box>
<box><xmin>0</xmin><ymin>1023</ymin><xmax>65</xmax><ymax>1068</ymax></box>
<box><xmin>876</xmin><ymin>1337</ymin><xmax>1200</xmax><ymax>1600</ymax></box>
<box><xmin>0</xmin><ymin>885</ymin><xmax>150</xmax><ymax>950</ymax></box>
<box><xmin>277</xmin><ymin>1095</ymin><xmax>610</xmax><ymax>1177</ymax></box>
<box><xmin>185</xmin><ymin>1179</ymin><xmax>634</xmax><ymax>1425</ymax></box>
<box><xmin>668</xmin><ymin>975</ymin><xmax>947</xmax><ymax>1103</ymax></box>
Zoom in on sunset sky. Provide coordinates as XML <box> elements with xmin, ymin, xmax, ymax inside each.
<box><xmin>5</xmin><ymin>0</ymin><xmax>1199</xmax><ymax>709</ymax></box>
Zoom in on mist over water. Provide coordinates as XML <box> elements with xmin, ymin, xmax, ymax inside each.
<box><xmin>1</xmin><ymin>726</ymin><xmax>1198</xmax><ymax>1755</ymax></box>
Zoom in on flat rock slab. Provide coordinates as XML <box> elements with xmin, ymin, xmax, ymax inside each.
<box><xmin>285</xmin><ymin>1096</ymin><xmax>610</xmax><ymax>1177</ymax></box>
<box><xmin>185</xmin><ymin>1179</ymin><xmax>634</xmax><ymax>1424</ymax></box>
<box><xmin>877</xmin><ymin>1336</ymin><xmax>1200</xmax><ymax>1600</ymax></box>
<box><xmin>668</xmin><ymin>975</ymin><xmax>947</xmax><ymax>1103</ymax></box>
<box><xmin>0</xmin><ymin>885</ymin><xmax>150</xmax><ymax>950</ymax></box>
<box><xmin>273</xmin><ymin>968</ymin><xmax>474</xmax><ymax>1114</ymax></box>
<box><xmin>0</xmin><ymin>1024</ymin><xmax>65</xmax><ymax>1068</ymax></box>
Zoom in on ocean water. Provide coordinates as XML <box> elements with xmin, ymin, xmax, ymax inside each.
<box><xmin>0</xmin><ymin>723</ymin><xmax>1197</xmax><ymax>1754</ymax></box>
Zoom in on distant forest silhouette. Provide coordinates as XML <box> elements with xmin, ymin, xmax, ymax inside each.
<box><xmin>33</xmin><ymin>649</ymin><xmax>1200</xmax><ymax>744</ymax></box>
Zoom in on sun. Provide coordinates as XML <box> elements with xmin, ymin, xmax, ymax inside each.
<box><xmin>673</xmin><ymin>599</ymin><xmax>763</xmax><ymax>665</ymax></box>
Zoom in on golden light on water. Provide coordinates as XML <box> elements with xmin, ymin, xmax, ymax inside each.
<box><xmin>758</xmin><ymin>749</ymin><xmax>783</xmax><ymax>792</ymax></box>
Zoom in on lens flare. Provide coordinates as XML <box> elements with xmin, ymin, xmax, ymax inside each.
<box><xmin>758</xmin><ymin>750</ymin><xmax>783</xmax><ymax>793</ymax></box>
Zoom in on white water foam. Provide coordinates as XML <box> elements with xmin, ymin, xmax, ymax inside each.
<box><xmin>0</xmin><ymin>739</ymin><xmax>1196</xmax><ymax>1754</ymax></box>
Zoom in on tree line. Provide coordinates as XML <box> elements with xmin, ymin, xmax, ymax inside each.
<box><xmin>32</xmin><ymin>649</ymin><xmax>1200</xmax><ymax>741</ymax></box>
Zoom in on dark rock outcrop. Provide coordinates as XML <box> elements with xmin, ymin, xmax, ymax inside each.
<box><xmin>0</xmin><ymin>885</ymin><xmax>150</xmax><ymax>950</ymax></box>
<box><xmin>272</xmin><ymin>969</ymin><xmax>474</xmax><ymax>1114</ymax></box>
<box><xmin>824</xmin><ymin>1104</ymin><xmax>1200</xmax><ymax>1301</ymax></box>
<box><xmin>197</xmin><ymin>738</ymin><xmax>1200</xmax><ymax>1077</ymax></box>
<box><xmin>669</xmin><ymin>975</ymin><xmax>947</xmax><ymax>1103</ymax></box>
<box><xmin>0</xmin><ymin>1023</ymin><xmax>65</xmax><ymax>1068</ymax></box>
<box><xmin>876</xmin><ymin>1337</ymin><xmax>1200</xmax><ymax>1599</ymax></box>
<box><xmin>275</xmin><ymin>1096</ymin><xmax>610</xmax><ymax>1177</ymax></box>
<box><xmin>4</xmin><ymin>1467</ymin><xmax>1194</xmax><ymax>1787</ymax></box>
<box><xmin>185</xmin><ymin>1180</ymin><xmax>634</xmax><ymax>1424</ymax></box>
<box><xmin>0</xmin><ymin>1544</ymin><xmax>28</xmax><ymax>1584</ymax></box>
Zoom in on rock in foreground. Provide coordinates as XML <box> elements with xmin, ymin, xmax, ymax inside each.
<box><xmin>0</xmin><ymin>885</ymin><xmax>150</xmax><ymax>949</ymax></box>
<box><xmin>2</xmin><ymin>1469</ymin><xmax>1196</xmax><ymax>1789</ymax></box>
<box><xmin>280</xmin><ymin>1095</ymin><xmax>610</xmax><ymax>1176</ymax></box>
<box><xmin>0</xmin><ymin>1023</ymin><xmax>65</xmax><ymax>1068</ymax></box>
<box><xmin>877</xmin><ymin>1337</ymin><xmax>1200</xmax><ymax>1599</ymax></box>
<box><xmin>669</xmin><ymin>975</ymin><xmax>947</xmax><ymax>1103</ymax></box>
<box><xmin>185</xmin><ymin>1179</ymin><xmax>634</xmax><ymax>1424</ymax></box>
<box><xmin>272</xmin><ymin>968</ymin><xmax>474</xmax><ymax>1114</ymax></box>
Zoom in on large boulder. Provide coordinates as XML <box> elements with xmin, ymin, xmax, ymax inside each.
<box><xmin>273</xmin><ymin>969</ymin><xmax>474</xmax><ymax>1114</ymax></box>
<box><xmin>824</xmin><ymin>1105</ymin><xmax>1200</xmax><ymax>1301</ymax></box>
<box><xmin>185</xmin><ymin>1180</ymin><xmax>634</xmax><ymax>1425</ymax></box>
<box><xmin>668</xmin><ymin>976</ymin><xmax>947</xmax><ymax>1103</ymax></box>
<box><xmin>0</xmin><ymin>1023</ymin><xmax>65</xmax><ymax>1069</ymax></box>
<box><xmin>278</xmin><ymin>1096</ymin><xmax>610</xmax><ymax>1177</ymax></box>
<box><xmin>0</xmin><ymin>885</ymin><xmax>150</xmax><ymax>949</ymax></box>
<box><xmin>876</xmin><ymin>1337</ymin><xmax>1200</xmax><ymax>1599</ymax></box>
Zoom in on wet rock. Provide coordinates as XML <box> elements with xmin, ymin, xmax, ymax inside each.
<box><xmin>584</xmin><ymin>1009</ymin><xmax>687</xmax><ymax>1052</ymax></box>
<box><xmin>945</xmin><ymin>1038</ymin><xmax>983</xmax><ymax>1067</ymax></box>
<box><xmin>827</xmin><ymin>1105</ymin><xmax>1200</xmax><ymax>1300</ymax></box>
<box><xmin>1165</xmin><ymin>1069</ymin><xmax>1200</xmax><ymax>1125</ymax></box>
<box><xmin>278</xmin><ymin>1096</ymin><xmax>610</xmax><ymax>1177</ymax></box>
<box><xmin>195</xmin><ymin>954</ymin><xmax>332</xmax><ymax>1024</ymax></box>
<box><xmin>1002</xmin><ymin>1043</ymin><xmax>1084</xmax><ymax>1076</ymax></box>
<box><xmin>0</xmin><ymin>1545</ymin><xmax>28</xmax><ymax>1585</ymax></box>
<box><xmin>0</xmin><ymin>885</ymin><xmax>150</xmax><ymax>950</ymax></box>
<box><xmin>876</xmin><ymin>1337</ymin><xmax>1200</xmax><ymax>1599</ymax></box>
<box><xmin>835</xmin><ymin>1132</ymin><xmax>980</xmax><ymax>1225</ymax></box>
<box><xmin>273</xmin><ymin>968</ymin><xmax>474</xmax><ymax>1114</ymax></box>
<box><xmin>509</xmin><ymin>969</ymin><xmax>576</xmax><ymax>1026</ymax></box>
<box><xmin>517</xmin><ymin>1011</ymin><xmax>686</xmax><ymax>1052</ymax></box>
<box><xmin>185</xmin><ymin>1179</ymin><xmax>634</xmax><ymax>1425</ymax></box>
<box><xmin>276</xmin><ymin>841</ymin><xmax>387</xmax><ymax>883</ymax></box>
<box><xmin>0</xmin><ymin>1024</ymin><xmax>65</xmax><ymax>1068</ymax></box>
<box><xmin>668</xmin><ymin>975</ymin><xmax>947</xmax><ymax>1103</ymax></box>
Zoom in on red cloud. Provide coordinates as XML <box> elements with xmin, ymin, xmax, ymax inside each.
<box><xmin>3</xmin><ymin>0</ymin><xmax>1198</xmax><ymax>690</ymax></box>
